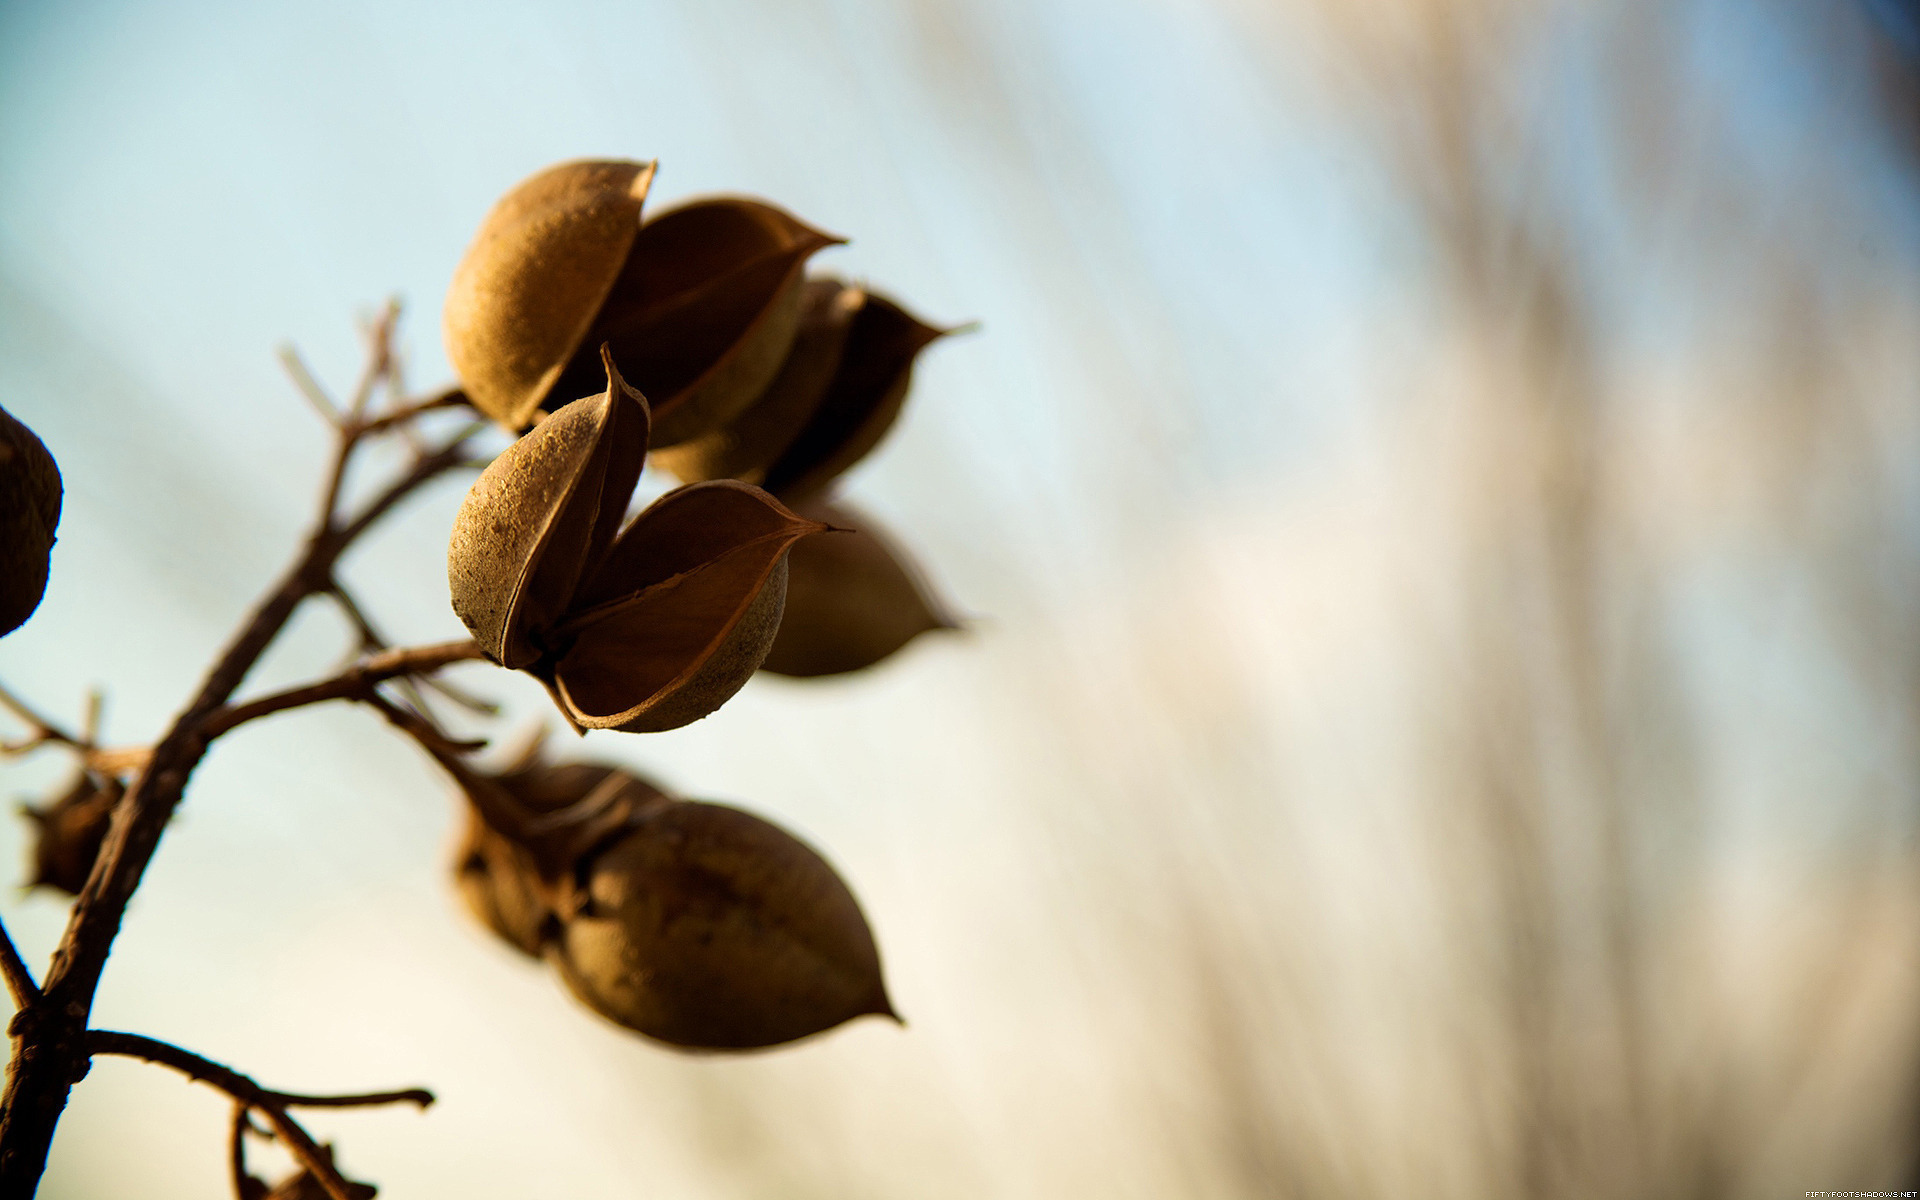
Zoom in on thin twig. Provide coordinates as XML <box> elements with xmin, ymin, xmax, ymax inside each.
<box><xmin>276</xmin><ymin>346</ymin><xmax>341</xmax><ymax>427</ymax></box>
<box><xmin>344</xmin><ymin>301</ymin><xmax>400</xmax><ymax>420</ymax></box>
<box><xmin>0</xmin><ymin>682</ymin><xmax>81</xmax><ymax>751</ymax></box>
<box><xmin>229</xmin><ymin>1103</ymin><xmax>261</xmax><ymax>1200</ymax></box>
<box><xmin>81</xmin><ymin>691</ymin><xmax>102</xmax><ymax>746</ymax></box>
<box><xmin>87</xmin><ymin>1031</ymin><xmax>433</xmax><ymax>1112</ymax></box>
<box><xmin>354</xmin><ymin>387</ymin><xmax>469</xmax><ymax>436</ymax></box>
<box><xmin>89</xmin><ymin>1030</ymin><xmax>429</xmax><ymax>1200</ymax></box>
<box><xmin>359</xmin><ymin>692</ymin><xmax>490</xmax><ymax>759</ymax></box>
<box><xmin>335</xmin><ymin>428</ymin><xmax>484</xmax><ymax>545</ymax></box>
<box><xmin>323</xmin><ymin>585</ymin><xmax>436</xmax><ymax>716</ymax></box>
<box><xmin>366</xmin><ymin>696</ymin><xmax>541</xmax><ymax>847</ymax></box>
<box><xmin>325</xmin><ymin>586</ymin><xmax>385</xmax><ymax>656</ymax></box>
<box><xmin>200</xmin><ymin>640</ymin><xmax>486</xmax><ymax>741</ymax></box>
<box><xmin>0</xmin><ymin>915</ymin><xmax>37</xmax><ymax>1010</ymax></box>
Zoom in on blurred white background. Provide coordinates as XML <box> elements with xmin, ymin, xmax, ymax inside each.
<box><xmin>5</xmin><ymin>0</ymin><xmax>1920</xmax><ymax>1196</ymax></box>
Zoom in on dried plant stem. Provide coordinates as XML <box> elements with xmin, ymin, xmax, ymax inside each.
<box><xmin>0</xmin><ymin>683</ymin><xmax>82</xmax><ymax>755</ymax></box>
<box><xmin>88</xmin><ymin>1031</ymin><xmax>430</xmax><ymax>1200</ymax></box>
<box><xmin>0</xmin><ymin>916</ymin><xmax>37</xmax><ymax>1011</ymax></box>
<box><xmin>86</xmin><ymin>1031</ymin><xmax>434</xmax><ymax>1112</ymax></box>
<box><xmin>354</xmin><ymin>387</ymin><xmax>468</xmax><ymax>436</ymax></box>
<box><xmin>199</xmin><ymin>639</ymin><xmax>485</xmax><ymax>741</ymax></box>
<box><xmin>228</xmin><ymin>1103</ymin><xmax>254</xmax><ymax>1200</ymax></box>
<box><xmin>0</xmin><ymin>392</ymin><xmax>479</xmax><ymax>1194</ymax></box>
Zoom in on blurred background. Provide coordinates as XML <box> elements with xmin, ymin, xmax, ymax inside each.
<box><xmin>3</xmin><ymin>0</ymin><xmax>1920</xmax><ymax>1195</ymax></box>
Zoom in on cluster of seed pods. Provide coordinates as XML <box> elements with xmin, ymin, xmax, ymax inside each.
<box><xmin>439</xmin><ymin>158</ymin><xmax>951</xmax><ymax>1048</ymax></box>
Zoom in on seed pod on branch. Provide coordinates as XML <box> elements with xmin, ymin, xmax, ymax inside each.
<box><xmin>445</xmin><ymin>159</ymin><xmax>839</xmax><ymax>445</ymax></box>
<box><xmin>22</xmin><ymin>769</ymin><xmax>121</xmax><ymax>895</ymax></box>
<box><xmin>452</xmin><ymin>747</ymin><xmax>669</xmax><ymax>958</ymax></box>
<box><xmin>654</xmin><ymin>279</ymin><xmax>950</xmax><ymax>502</ymax></box>
<box><xmin>549</xmin><ymin>798</ymin><xmax>895</xmax><ymax>1050</ymax></box>
<box><xmin>760</xmin><ymin>497</ymin><xmax>956</xmax><ymax>678</ymax></box>
<box><xmin>442</xmin><ymin>743</ymin><xmax>892</xmax><ymax>1050</ymax></box>
<box><xmin>0</xmin><ymin>405</ymin><xmax>62</xmax><ymax>638</ymax></box>
<box><xmin>447</xmin><ymin>352</ymin><xmax>826</xmax><ymax>732</ymax></box>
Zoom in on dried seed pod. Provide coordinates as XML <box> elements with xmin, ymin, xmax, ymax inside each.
<box><xmin>550</xmin><ymin>799</ymin><xmax>895</xmax><ymax>1049</ymax></box>
<box><xmin>0</xmin><ymin>406</ymin><xmax>61</xmax><ymax>638</ymax></box>
<box><xmin>447</xmin><ymin>349</ymin><xmax>650</xmax><ymax>669</ymax></box>
<box><xmin>548</xmin><ymin>482</ymin><xmax>813</xmax><ymax>732</ymax></box>
<box><xmin>444</xmin><ymin>159</ymin><xmax>657</xmax><ymax>430</ymax></box>
<box><xmin>552</xmin><ymin>198</ymin><xmax>842</xmax><ymax>448</ymax></box>
<box><xmin>444</xmin><ymin>160</ymin><xmax>839</xmax><ymax>443</ymax></box>
<box><xmin>452</xmin><ymin>753</ymin><xmax>670</xmax><ymax>957</ymax></box>
<box><xmin>453</xmin><ymin>813</ymin><xmax>551</xmax><ymax>958</ymax></box>
<box><xmin>22</xmin><ymin>770</ymin><xmax>120</xmax><ymax>894</ymax></box>
<box><xmin>761</xmin><ymin>291</ymin><xmax>946</xmax><ymax>501</ymax></box>
<box><xmin>760</xmin><ymin>498</ymin><xmax>956</xmax><ymax>678</ymax></box>
<box><xmin>659</xmin><ymin>284</ymin><xmax>946</xmax><ymax>501</ymax></box>
<box><xmin>650</xmin><ymin>278</ymin><xmax>862</xmax><ymax>485</ymax></box>
<box><xmin>447</xmin><ymin>353</ymin><xmax>826</xmax><ymax>732</ymax></box>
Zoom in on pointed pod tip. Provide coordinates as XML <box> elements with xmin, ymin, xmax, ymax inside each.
<box><xmin>597</xmin><ymin>344</ymin><xmax>653</xmax><ymax>436</ymax></box>
<box><xmin>630</xmin><ymin>160</ymin><xmax>659</xmax><ymax>201</ymax></box>
<box><xmin>598</xmin><ymin>344</ymin><xmax>638</xmax><ymax>401</ymax></box>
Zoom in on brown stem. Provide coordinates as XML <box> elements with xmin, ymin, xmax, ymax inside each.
<box><xmin>0</xmin><ymin>683</ymin><xmax>83</xmax><ymax>755</ymax></box>
<box><xmin>89</xmin><ymin>1031</ymin><xmax>429</xmax><ymax>1200</ymax></box>
<box><xmin>344</xmin><ymin>301</ymin><xmax>400</xmax><ymax>421</ymax></box>
<box><xmin>87</xmin><ymin>1031</ymin><xmax>434</xmax><ymax>1112</ymax></box>
<box><xmin>229</xmin><ymin>1103</ymin><xmax>258</xmax><ymax>1200</ymax></box>
<box><xmin>353</xmin><ymin>387</ymin><xmax>468</xmax><ymax>436</ymax></box>
<box><xmin>365</xmin><ymin>696</ymin><xmax>539</xmax><ymax>843</ymax></box>
<box><xmin>199</xmin><ymin>640</ymin><xmax>485</xmax><ymax>741</ymax></box>
<box><xmin>0</xmin><ymin>413</ymin><xmax>478</xmax><ymax>1195</ymax></box>
<box><xmin>277</xmin><ymin>344</ymin><xmax>341</xmax><ymax>427</ymax></box>
<box><xmin>0</xmin><ymin>915</ymin><xmax>37</xmax><ymax>1010</ymax></box>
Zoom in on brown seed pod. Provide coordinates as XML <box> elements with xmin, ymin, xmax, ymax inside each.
<box><xmin>650</xmin><ymin>277</ymin><xmax>862</xmax><ymax>485</ymax></box>
<box><xmin>444</xmin><ymin>159</ymin><xmax>657</xmax><ymax>430</ymax></box>
<box><xmin>22</xmin><ymin>769</ymin><xmax>120</xmax><ymax>895</ymax></box>
<box><xmin>444</xmin><ymin>159</ymin><xmax>840</xmax><ymax>444</ymax></box>
<box><xmin>0</xmin><ymin>406</ymin><xmax>61</xmax><ymax>638</ymax></box>
<box><xmin>551</xmin><ymin>198</ymin><xmax>843</xmax><ymax>448</ymax></box>
<box><xmin>658</xmin><ymin>283</ymin><xmax>947</xmax><ymax>502</ymax></box>
<box><xmin>447</xmin><ymin>352</ymin><xmax>826</xmax><ymax>732</ymax></box>
<box><xmin>549</xmin><ymin>799</ymin><xmax>895</xmax><ymax>1050</ymax></box>
<box><xmin>547</xmin><ymin>481</ymin><xmax>812</xmax><ymax>732</ymax></box>
<box><xmin>452</xmin><ymin>751</ymin><xmax>670</xmax><ymax>957</ymax></box>
<box><xmin>760</xmin><ymin>498</ymin><xmax>956</xmax><ymax>678</ymax></box>
<box><xmin>761</xmin><ymin>290</ymin><xmax>946</xmax><ymax>501</ymax></box>
<box><xmin>447</xmin><ymin>350</ymin><xmax>651</xmax><ymax>669</ymax></box>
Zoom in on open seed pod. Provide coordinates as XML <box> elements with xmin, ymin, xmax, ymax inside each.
<box><xmin>452</xmin><ymin>745</ymin><xmax>670</xmax><ymax>957</ymax></box>
<box><xmin>444</xmin><ymin>159</ymin><xmax>657</xmax><ymax>430</ymax></box>
<box><xmin>655</xmin><ymin>281</ymin><xmax>947</xmax><ymax>502</ymax></box>
<box><xmin>445</xmin><ymin>157</ymin><xmax>841</xmax><ymax>443</ymax></box>
<box><xmin>0</xmin><ymin>405</ymin><xmax>61</xmax><ymax>638</ymax></box>
<box><xmin>545</xmin><ymin>198</ymin><xmax>843</xmax><ymax>448</ymax></box>
<box><xmin>761</xmin><ymin>497</ymin><xmax>956</xmax><ymax>677</ymax></box>
<box><xmin>550</xmin><ymin>798</ymin><xmax>895</xmax><ymax>1049</ymax></box>
<box><xmin>22</xmin><ymin>769</ymin><xmax>121</xmax><ymax>894</ymax></box>
<box><xmin>649</xmin><ymin>278</ymin><xmax>861</xmax><ymax>485</ymax></box>
<box><xmin>447</xmin><ymin>351</ymin><xmax>826</xmax><ymax>731</ymax></box>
